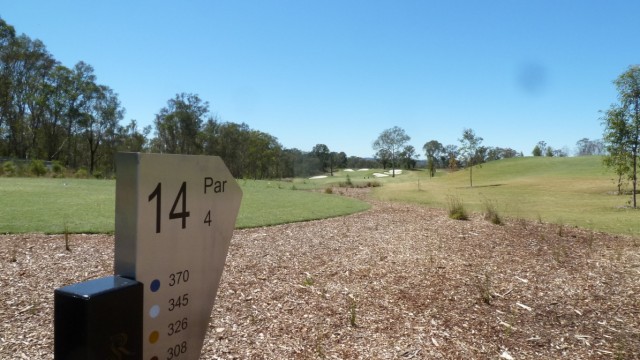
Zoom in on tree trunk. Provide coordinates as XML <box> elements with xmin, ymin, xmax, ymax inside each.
<box><xmin>391</xmin><ymin>155</ymin><xmax>395</xmax><ymax>178</ymax></box>
<box><xmin>634</xmin><ymin>149</ymin><xmax>637</xmax><ymax>208</ymax></box>
<box><xmin>634</xmin><ymin>102</ymin><xmax>640</xmax><ymax>208</ymax></box>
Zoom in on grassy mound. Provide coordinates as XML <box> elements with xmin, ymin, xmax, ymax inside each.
<box><xmin>374</xmin><ymin>156</ymin><xmax>639</xmax><ymax>235</ymax></box>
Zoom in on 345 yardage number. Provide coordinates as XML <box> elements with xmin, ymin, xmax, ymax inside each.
<box><xmin>148</xmin><ymin>182</ymin><xmax>212</xmax><ymax>233</ymax></box>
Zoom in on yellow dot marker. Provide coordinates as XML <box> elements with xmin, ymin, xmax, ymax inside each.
<box><xmin>149</xmin><ymin>331</ymin><xmax>159</xmax><ymax>344</ymax></box>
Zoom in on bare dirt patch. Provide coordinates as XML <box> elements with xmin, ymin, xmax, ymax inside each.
<box><xmin>1</xmin><ymin>189</ymin><xmax>639</xmax><ymax>359</ymax></box>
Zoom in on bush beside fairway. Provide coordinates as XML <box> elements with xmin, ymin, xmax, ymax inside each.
<box><xmin>0</xmin><ymin>178</ymin><xmax>370</xmax><ymax>234</ymax></box>
<box><xmin>373</xmin><ymin>156</ymin><xmax>640</xmax><ymax>235</ymax></box>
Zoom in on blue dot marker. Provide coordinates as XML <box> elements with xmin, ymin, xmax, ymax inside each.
<box><xmin>150</xmin><ymin>279</ymin><xmax>160</xmax><ymax>292</ymax></box>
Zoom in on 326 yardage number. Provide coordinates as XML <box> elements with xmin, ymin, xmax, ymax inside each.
<box><xmin>167</xmin><ymin>317</ymin><xmax>188</xmax><ymax>336</ymax></box>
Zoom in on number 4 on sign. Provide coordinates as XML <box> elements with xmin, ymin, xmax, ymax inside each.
<box><xmin>169</xmin><ymin>182</ymin><xmax>190</xmax><ymax>229</ymax></box>
<box><xmin>204</xmin><ymin>210</ymin><xmax>212</xmax><ymax>226</ymax></box>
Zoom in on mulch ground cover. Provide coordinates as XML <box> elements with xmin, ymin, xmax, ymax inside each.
<box><xmin>1</xmin><ymin>189</ymin><xmax>639</xmax><ymax>359</ymax></box>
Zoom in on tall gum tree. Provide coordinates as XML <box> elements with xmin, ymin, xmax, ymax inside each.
<box><xmin>423</xmin><ymin>140</ymin><xmax>444</xmax><ymax>177</ymax></box>
<box><xmin>458</xmin><ymin>128</ymin><xmax>483</xmax><ymax>187</ymax></box>
<box><xmin>603</xmin><ymin>65</ymin><xmax>640</xmax><ymax>207</ymax></box>
<box><xmin>372</xmin><ymin>126</ymin><xmax>410</xmax><ymax>177</ymax></box>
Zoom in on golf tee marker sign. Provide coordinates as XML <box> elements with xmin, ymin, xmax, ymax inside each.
<box><xmin>115</xmin><ymin>153</ymin><xmax>242</xmax><ymax>360</ymax></box>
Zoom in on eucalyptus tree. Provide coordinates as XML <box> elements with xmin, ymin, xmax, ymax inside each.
<box><xmin>423</xmin><ymin>140</ymin><xmax>444</xmax><ymax>177</ymax></box>
<box><xmin>42</xmin><ymin>64</ymin><xmax>74</xmax><ymax>160</ymax></box>
<box><xmin>63</xmin><ymin>61</ymin><xmax>98</xmax><ymax>167</ymax></box>
<box><xmin>334</xmin><ymin>151</ymin><xmax>348</xmax><ymax>169</ymax></box>
<box><xmin>279</xmin><ymin>147</ymin><xmax>321</xmax><ymax>178</ymax></box>
<box><xmin>458</xmin><ymin>128</ymin><xmax>483</xmax><ymax>187</ymax></box>
<box><xmin>245</xmin><ymin>130</ymin><xmax>282</xmax><ymax>179</ymax></box>
<box><xmin>603</xmin><ymin>65</ymin><xmax>640</xmax><ymax>207</ymax></box>
<box><xmin>199</xmin><ymin>117</ymin><xmax>219</xmax><ymax>156</ymax></box>
<box><xmin>83</xmin><ymin>85</ymin><xmax>123</xmax><ymax>174</ymax></box>
<box><xmin>444</xmin><ymin>144</ymin><xmax>459</xmax><ymax>170</ymax></box>
<box><xmin>372</xmin><ymin>126</ymin><xmax>410</xmax><ymax>177</ymax></box>
<box><xmin>204</xmin><ymin>121</ymin><xmax>250</xmax><ymax>177</ymax></box>
<box><xmin>153</xmin><ymin>93</ymin><xmax>208</xmax><ymax>155</ymax></box>
<box><xmin>1</xmin><ymin>33</ymin><xmax>56</xmax><ymax>159</ymax></box>
<box><xmin>576</xmin><ymin>138</ymin><xmax>604</xmax><ymax>156</ymax></box>
<box><xmin>400</xmin><ymin>145</ymin><xmax>418</xmax><ymax>169</ymax></box>
<box><xmin>0</xmin><ymin>17</ymin><xmax>134</xmax><ymax>174</ymax></box>
<box><xmin>116</xmin><ymin>119</ymin><xmax>150</xmax><ymax>153</ymax></box>
<box><xmin>375</xmin><ymin>148</ymin><xmax>392</xmax><ymax>169</ymax></box>
<box><xmin>603</xmin><ymin>105</ymin><xmax>635</xmax><ymax>198</ymax></box>
<box><xmin>312</xmin><ymin>143</ymin><xmax>331</xmax><ymax>173</ymax></box>
<box><xmin>0</xmin><ymin>18</ymin><xmax>17</xmax><ymax>155</ymax></box>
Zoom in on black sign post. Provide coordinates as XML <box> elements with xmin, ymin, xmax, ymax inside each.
<box><xmin>54</xmin><ymin>276</ymin><xmax>143</xmax><ymax>359</ymax></box>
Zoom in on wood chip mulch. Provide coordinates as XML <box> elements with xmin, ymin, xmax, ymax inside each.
<box><xmin>1</xmin><ymin>188</ymin><xmax>639</xmax><ymax>359</ymax></box>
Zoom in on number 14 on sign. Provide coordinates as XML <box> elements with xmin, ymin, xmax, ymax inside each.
<box><xmin>147</xmin><ymin>181</ymin><xmax>212</xmax><ymax>234</ymax></box>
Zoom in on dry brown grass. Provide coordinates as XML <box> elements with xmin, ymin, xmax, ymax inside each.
<box><xmin>1</xmin><ymin>188</ymin><xmax>639</xmax><ymax>359</ymax></box>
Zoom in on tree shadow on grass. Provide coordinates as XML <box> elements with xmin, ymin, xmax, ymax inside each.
<box><xmin>456</xmin><ymin>184</ymin><xmax>506</xmax><ymax>189</ymax></box>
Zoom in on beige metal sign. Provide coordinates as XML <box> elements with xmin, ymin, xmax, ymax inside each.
<box><xmin>115</xmin><ymin>153</ymin><xmax>242</xmax><ymax>360</ymax></box>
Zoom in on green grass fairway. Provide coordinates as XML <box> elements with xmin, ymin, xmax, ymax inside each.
<box><xmin>1</xmin><ymin>157</ymin><xmax>637</xmax><ymax>235</ymax></box>
<box><xmin>0</xmin><ymin>178</ymin><xmax>115</xmax><ymax>233</ymax></box>
<box><xmin>235</xmin><ymin>180</ymin><xmax>370</xmax><ymax>228</ymax></box>
<box><xmin>0</xmin><ymin>178</ymin><xmax>369</xmax><ymax>234</ymax></box>
<box><xmin>373</xmin><ymin>156</ymin><xmax>640</xmax><ymax>235</ymax></box>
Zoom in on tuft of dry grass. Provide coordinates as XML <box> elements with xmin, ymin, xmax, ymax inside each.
<box><xmin>482</xmin><ymin>198</ymin><xmax>503</xmax><ymax>225</ymax></box>
<box><xmin>447</xmin><ymin>194</ymin><xmax>469</xmax><ymax>220</ymax></box>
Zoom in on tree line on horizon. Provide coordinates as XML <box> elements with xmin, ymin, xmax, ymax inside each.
<box><xmin>0</xmin><ymin>16</ymin><xmax>612</xmax><ymax>181</ymax></box>
<box><xmin>372</xmin><ymin>124</ymin><xmax>604</xmax><ymax>181</ymax></box>
<box><xmin>0</xmin><ymin>17</ymin><xmax>379</xmax><ymax>179</ymax></box>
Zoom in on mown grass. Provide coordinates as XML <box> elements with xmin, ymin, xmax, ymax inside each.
<box><xmin>373</xmin><ymin>156</ymin><xmax>640</xmax><ymax>235</ymax></box>
<box><xmin>234</xmin><ymin>179</ymin><xmax>370</xmax><ymax>228</ymax></box>
<box><xmin>2</xmin><ymin>157</ymin><xmax>637</xmax><ymax>235</ymax></box>
<box><xmin>0</xmin><ymin>177</ymin><xmax>370</xmax><ymax>234</ymax></box>
<box><xmin>0</xmin><ymin>178</ymin><xmax>115</xmax><ymax>234</ymax></box>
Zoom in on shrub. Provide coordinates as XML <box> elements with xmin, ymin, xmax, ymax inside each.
<box><xmin>476</xmin><ymin>272</ymin><xmax>493</xmax><ymax>305</ymax></box>
<box><xmin>324</xmin><ymin>187</ymin><xmax>333</xmax><ymax>194</ymax></box>
<box><xmin>482</xmin><ymin>199</ymin><xmax>503</xmax><ymax>225</ymax></box>
<box><xmin>74</xmin><ymin>168</ymin><xmax>88</xmax><ymax>178</ymax></box>
<box><xmin>338</xmin><ymin>179</ymin><xmax>382</xmax><ymax>188</ymax></box>
<box><xmin>447</xmin><ymin>195</ymin><xmax>468</xmax><ymax>220</ymax></box>
<box><xmin>303</xmin><ymin>274</ymin><xmax>314</xmax><ymax>286</ymax></box>
<box><xmin>51</xmin><ymin>161</ymin><xmax>65</xmax><ymax>177</ymax></box>
<box><xmin>93</xmin><ymin>170</ymin><xmax>104</xmax><ymax>179</ymax></box>
<box><xmin>29</xmin><ymin>160</ymin><xmax>47</xmax><ymax>177</ymax></box>
<box><xmin>2</xmin><ymin>161</ymin><xmax>17</xmax><ymax>177</ymax></box>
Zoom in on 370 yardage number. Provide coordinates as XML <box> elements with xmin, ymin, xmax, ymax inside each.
<box><xmin>148</xmin><ymin>182</ymin><xmax>213</xmax><ymax>233</ymax></box>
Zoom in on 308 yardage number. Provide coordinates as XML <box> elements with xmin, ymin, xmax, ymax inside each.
<box><xmin>167</xmin><ymin>341</ymin><xmax>187</xmax><ymax>360</ymax></box>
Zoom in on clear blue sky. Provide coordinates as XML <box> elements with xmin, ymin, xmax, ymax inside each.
<box><xmin>3</xmin><ymin>1</ymin><xmax>638</xmax><ymax>158</ymax></box>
